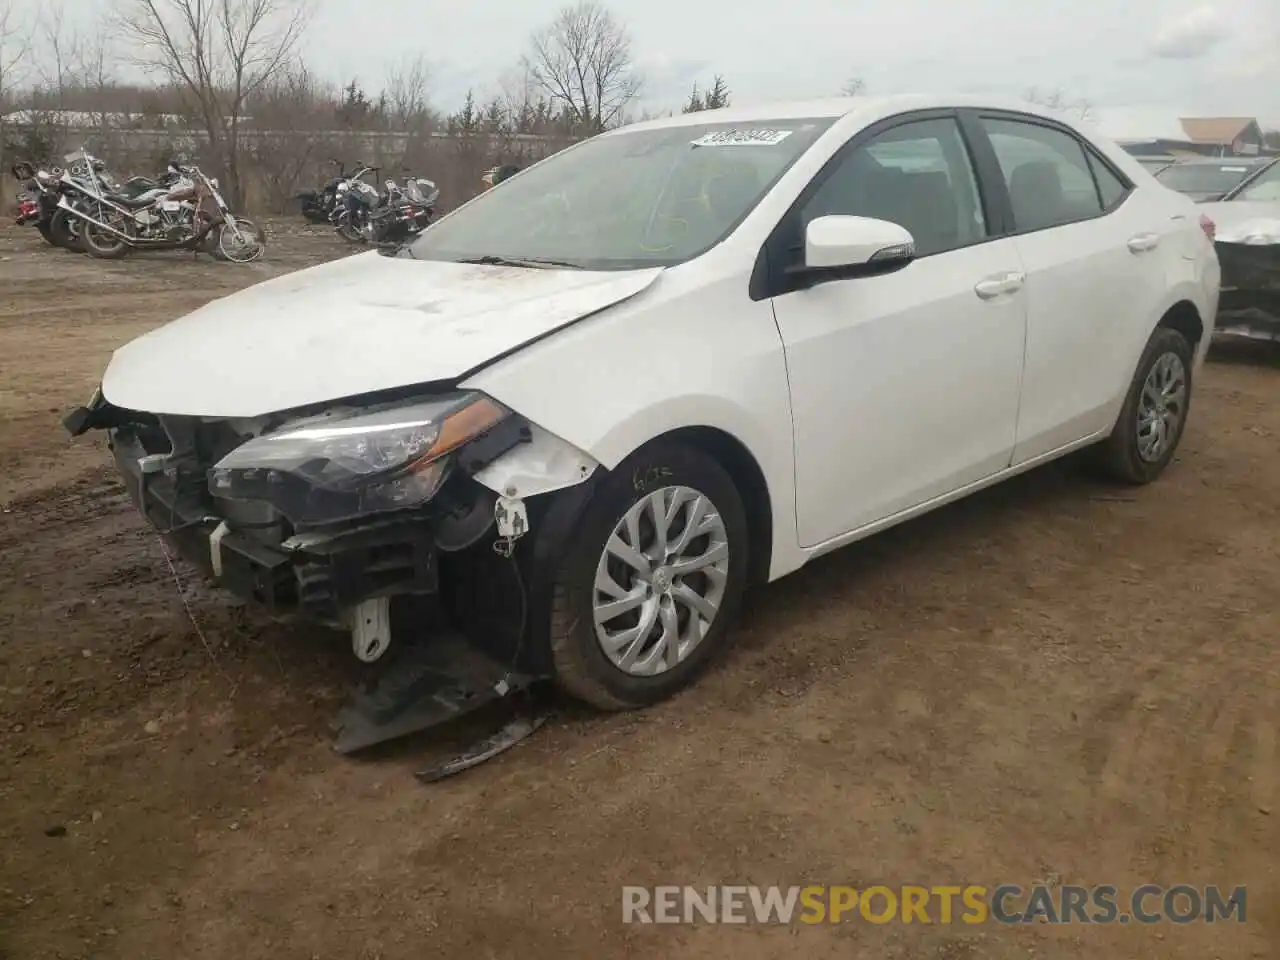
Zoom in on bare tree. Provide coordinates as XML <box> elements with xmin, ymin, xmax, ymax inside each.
<box><xmin>113</xmin><ymin>0</ymin><xmax>314</xmax><ymax>206</ymax></box>
<box><xmin>522</xmin><ymin>1</ymin><xmax>641</xmax><ymax>133</ymax></box>
<box><xmin>384</xmin><ymin>53</ymin><xmax>435</xmax><ymax>130</ymax></box>
<box><xmin>74</xmin><ymin>29</ymin><xmax>119</xmax><ymax>131</ymax></box>
<box><xmin>498</xmin><ymin>62</ymin><xmax>537</xmax><ymax>131</ymax></box>
<box><xmin>840</xmin><ymin>76</ymin><xmax>866</xmax><ymax>96</ymax></box>
<box><xmin>244</xmin><ymin>64</ymin><xmax>328</xmax><ymax>211</ymax></box>
<box><xmin>37</xmin><ymin>7</ymin><xmax>76</xmax><ymax>100</ymax></box>
<box><xmin>0</xmin><ymin>0</ymin><xmax>32</xmax><ymax>170</ymax></box>
<box><xmin>1024</xmin><ymin>86</ymin><xmax>1093</xmax><ymax>123</ymax></box>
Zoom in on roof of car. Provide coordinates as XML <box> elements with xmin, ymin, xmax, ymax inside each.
<box><xmin>608</xmin><ymin>93</ymin><xmax>1075</xmax><ymax>135</ymax></box>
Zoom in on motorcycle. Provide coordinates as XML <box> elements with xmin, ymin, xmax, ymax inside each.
<box><xmin>12</xmin><ymin>160</ymin><xmax>77</xmax><ymax>247</ymax></box>
<box><xmin>295</xmin><ymin>158</ymin><xmax>351</xmax><ymax>224</ymax></box>
<box><xmin>363</xmin><ymin>176</ymin><xmax>439</xmax><ymax>247</ymax></box>
<box><xmin>43</xmin><ymin>152</ymin><xmax>180</xmax><ymax>251</ymax></box>
<box><xmin>10</xmin><ymin>162</ymin><xmax>42</xmax><ymax>229</ymax></box>
<box><xmin>60</xmin><ymin>156</ymin><xmax>266</xmax><ymax>263</ymax></box>
<box><xmin>336</xmin><ymin>171</ymin><xmax>439</xmax><ymax>247</ymax></box>
<box><xmin>331</xmin><ymin>164</ymin><xmax>383</xmax><ymax>241</ymax></box>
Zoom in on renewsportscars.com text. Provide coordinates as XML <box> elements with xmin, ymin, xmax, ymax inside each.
<box><xmin>622</xmin><ymin>884</ymin><xmax>1247</xmax><ymax>925</ymax></box>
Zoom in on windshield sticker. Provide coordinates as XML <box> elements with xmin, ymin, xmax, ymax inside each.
<box><xmin>691</xmin><ymin>129</ymin><xmax>794</xmax><ymax>147</ymax></box>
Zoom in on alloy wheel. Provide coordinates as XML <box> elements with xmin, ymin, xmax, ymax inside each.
<box><xmin>1136</xmin><ymin>351</ymin><xmax>1187</xmax><ymax>463</ymax></box>
<box><xmin>592</xmin><ymin>485</ymin><xmax>730</xmax><ymax>677</ymax></box>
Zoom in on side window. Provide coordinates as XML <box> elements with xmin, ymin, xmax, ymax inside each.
<box><xmin>980</xmin><ymin>118</ymin><xmax>1106</xmax><ymax>232</ymax></box>
<box><xmin>1086</xmin><ymin>150</ymin><xmax>1129</xmax><ymax>210</ymax></box>
<box><xmin>797</xmin><ymin>117</ymin><xmax>989</xmax><ymax>258</ymax></box>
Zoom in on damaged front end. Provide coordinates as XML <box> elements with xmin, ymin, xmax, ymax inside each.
<box><xmin>1215</xmin><ymin>219</ymin><xmax>1280</xmax><ymax>343</ymax></box>
<box><xmin>64</xmin><ymin>386</ymin><xmax>601</xmax><ymax>758</ymax></box>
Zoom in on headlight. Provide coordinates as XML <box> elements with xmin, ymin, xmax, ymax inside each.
<box><xmin>209</xmin><ymin>392</ymin><xmax>510</xmax><ymax>526</ymax></box>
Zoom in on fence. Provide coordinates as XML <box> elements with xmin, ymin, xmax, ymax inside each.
<box><xmin>3</xmin><ymin>117</ymin><xmax>578</xmax><ymax>214</ymax></box>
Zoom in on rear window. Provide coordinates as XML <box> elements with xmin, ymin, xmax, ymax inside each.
<box><xmin>1155</xmin><ymin>163</ymin><xmax>1256</xmax><ymax>196</ymax></box>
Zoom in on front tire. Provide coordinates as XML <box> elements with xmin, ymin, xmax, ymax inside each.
<box><xmin>1097</xmin><ymin>326</ymin><xmax>1194</xmax><ymax>484</ymax></box>
<box><xmin>48</xmin><ymin>209</ymin><xmax>80</xmax><ymax>250</ymax></box>
<box><xmin>549</xmin><ymin>442</ymin><xmax>750</xmax><ymax>710</ymax></box>
<box><xmin>216</xmin><ymin>217</ymin><xmax>266</xmax><ymax>263</ymax></box>
<box><xmin>335</xmin><ymin>211</ymin><xmax>364</xmax><ymax>244</ymax></box>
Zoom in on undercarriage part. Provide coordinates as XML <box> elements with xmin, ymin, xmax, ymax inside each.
<box><xmin>493</xmin><ymin>495</ymin><xmax>529</xmax><ymax>558</ymax></box>
<box><xmin>349</xmin><ymin>597</ymin><xmax>392</xmax><ymax>662</ymax></box>
<box><xmin>431</xmin><ymin>482</ymin><xmax>497</xmax><ymax>552</ymax></box>
<box><xmin>330</xmin><ymin>627</ymin><xmax>549</xmax><ymax>754</ymax></box>
<box><xmin>415</xmin><ymin>711</ymin><xmax>549</xmax><ymax>783</ymax></box>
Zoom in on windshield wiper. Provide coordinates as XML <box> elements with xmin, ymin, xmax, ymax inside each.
<box><xmin>455</xmin><ymin>254</ymin><xmax>584</xmax><ymax>269</ymax></box>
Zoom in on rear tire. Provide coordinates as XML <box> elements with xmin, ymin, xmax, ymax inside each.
<box><xmin>1096</xmin><ymin>326</ymin><xmax>1194</xmax><ymax>484</ymax></box>
<box><xmin>549</xmin><ymin>442</ymin><xmax>750</xmax><ymax>710</ymax></box>
<box><xmin>81</xmin><ymin>208</ymin><xmax>132</xmax><ymax>260</ymax></box>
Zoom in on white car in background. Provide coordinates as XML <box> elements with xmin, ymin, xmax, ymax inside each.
<box><xmin>67</xmin><ymin>94</ymin><xmax>1221</xmax><ymax>717</ymax></box>
<box><xmin>1197</xmin><ymin>157</ymin><xmax>1280</xmax><ymax>342</ymax></box>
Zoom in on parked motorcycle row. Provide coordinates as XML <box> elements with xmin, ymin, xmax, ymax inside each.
<box><xmin>294</xmin><ymin>159</ymin><xmax>440</xmax><ymax>247</ymax></box>
<box><xmin>9</xmin><ymin>149</ymin><xmax>266</xmax><ymax>263</ymax></box>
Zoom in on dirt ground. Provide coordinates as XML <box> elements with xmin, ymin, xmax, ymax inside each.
<box><xmin>0</xmin><ymin>219</ymin><xmax>1277</xmax><ymax>960</ymax></box>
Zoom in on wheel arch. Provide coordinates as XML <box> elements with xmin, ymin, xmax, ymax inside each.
<box><xmin>628</xmin><ymin>425</ymin><xmax>775</xmax><ymax>588</ymax></box>
<box><xmin>1155</xmin><ymin>298</ymin><xmax>1204</xmax><ymax>352</ymax></box>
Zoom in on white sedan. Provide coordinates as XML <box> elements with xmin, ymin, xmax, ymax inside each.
<box><xmin>67</xmin><ymin>94</ymin><xmax>1221</xmax><ymax>713</ymax></box>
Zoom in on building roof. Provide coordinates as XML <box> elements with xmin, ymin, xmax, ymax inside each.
<box><xmin>1180</xmin><ymin>117</ymin><xmax>1258</xmax><ymax>144</ymax></box>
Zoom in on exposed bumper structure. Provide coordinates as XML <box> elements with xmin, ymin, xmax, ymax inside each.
<box><xmin>63</xmin><ymin>387</ymin><xmax>602</xmax><ymax>763</ymax></box>
<box><xmin>108</xmin><ymin>425</ymin><xmax>440</xmax><ymax>622</ymax></box>
<box><xmin>1214</xmin><ymin>223</ymin><xmax>1280</xmax><ymax>343</ymax></box>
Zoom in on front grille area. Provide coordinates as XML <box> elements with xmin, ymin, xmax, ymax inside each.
<box><xmin>111</xmin><ymin>414</ymin><xmax>440</xmax><ymax>621</ymax></box>
<box><xmin>141</xmin><ymin>415</ymin><xmax>291</xmax><ymax>545</ymax></box>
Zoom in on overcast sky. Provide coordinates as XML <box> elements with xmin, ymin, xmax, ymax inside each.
<box><xmin>15</xmin><ymin>0</ymin><xmax>1280</xmax><ymax>132</ymax></box>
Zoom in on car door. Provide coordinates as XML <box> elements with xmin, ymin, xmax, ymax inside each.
<box><xmin>762</xmin><ymin>113</ymin><xmax>1029</xmax><ymax>547</ymax></box>
<box><xmin>965</xmin><ymin>112</ymin><xmax>1173</xmax><ymax>464</ymax></box>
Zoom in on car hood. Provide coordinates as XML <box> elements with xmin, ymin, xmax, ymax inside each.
<box><xmin>1201</xmin><ymin>200</ymin><xmax>1280</xmax><ymax>243</ymax></box>
<box><xmin>101</xmin><ymin>251</ymin><xmax>664</xmax><ymax>418</ymax></box>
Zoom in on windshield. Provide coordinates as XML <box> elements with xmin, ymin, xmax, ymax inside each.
<box><xmin>408</xmin><ymin>118</ymin><xmax>836</xmax><ymax>269</ymax></box>
<box><xmin>1155</xmin><ymin>162</ymin><xmax>1256</xmax><ymax>196</ymax></box>
<box><xmin>1229</xmin><ymin>161</ymin><xmax>1280</xmax><ymax>202</ymax></box>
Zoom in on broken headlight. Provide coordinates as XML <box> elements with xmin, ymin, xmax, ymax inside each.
<box><xmin>208</xmin><ymin>392</ymin><xmax>510</xmax><ymax>526</ymax></box>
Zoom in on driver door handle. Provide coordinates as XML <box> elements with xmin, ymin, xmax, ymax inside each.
<box><xmin>1127</xmin><ymin>232</ymin><xmax>1160</xmax><ymax>253</ymax></box>
<box><xmin>974</xmin><ymin>271</ymin><xmax>1025</xmax><ymax>300</ymax></box>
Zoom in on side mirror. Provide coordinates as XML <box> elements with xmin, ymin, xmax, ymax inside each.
<box><xmin>802</xmin><ymin>215</ymin><xmax>916</xmax><ymax>272</ymax></box>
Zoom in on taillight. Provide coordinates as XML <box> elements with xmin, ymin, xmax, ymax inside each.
<box><xmin>1199</xmin><ymin>214</ymin><xmax>1216</xmax><ymax>242</ymax></box>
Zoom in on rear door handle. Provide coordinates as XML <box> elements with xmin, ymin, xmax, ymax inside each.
<box><xmin>974</xmin><ymin>271</ymin><xmax>1025</xmax><ymax>300</ymax></box>
<box><xmin>1128</xmin><ymin>233</ymin><xmax>1160</xmax><ymax>253</ymax></box>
